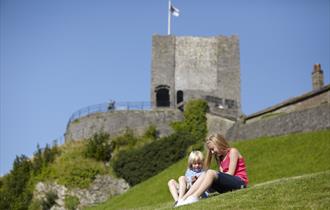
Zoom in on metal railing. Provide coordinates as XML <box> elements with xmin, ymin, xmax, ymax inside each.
<box><xmin>67</xmin><ymin>101</ymin><xmax>153</xmax><ymax>124</ymax></box>
<box><xmin>39</xmin><ymin>101</ymin><xmax>157</xmax><ymax>153</ymax></box>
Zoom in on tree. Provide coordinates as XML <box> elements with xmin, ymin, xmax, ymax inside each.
<box><xmin>0</xmin><ymin>155</ymin><xmax>33</xmax><ymax>210</ymax></box>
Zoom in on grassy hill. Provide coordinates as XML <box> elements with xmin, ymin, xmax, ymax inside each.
<box><xmin>87</xmin><ymin>130</ymin><xmax>330</xmax><ymax>210</ymax></box>
<box><xmin>130</xmin><ymin>171</ymin><xmax>330</xmax><ymax>210</ymax></box>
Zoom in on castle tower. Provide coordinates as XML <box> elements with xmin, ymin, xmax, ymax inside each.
<box><xmin>151</xmin><ymin>35</ymin><xmax>241</xmax><ymax>119</ymax></box>
<box><xmin>312</xmin><ymin>64</ymin><xmax>324</xmax><ymax>90</ymax></box>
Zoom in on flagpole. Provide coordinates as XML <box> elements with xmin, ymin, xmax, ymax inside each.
<box><xmin>168</xmin><ymin>0</ymin><xmax>171</xmax><ymax>35</ymax></box>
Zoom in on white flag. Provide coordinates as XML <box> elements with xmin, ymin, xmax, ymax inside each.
<box><xmin>170</xmin><ymin>4</ymin><xmax>180</xmax><ymax>17</ymax></box>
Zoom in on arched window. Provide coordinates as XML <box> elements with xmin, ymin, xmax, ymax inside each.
<box><xmin>155</xmin><ymin>85</ymin><xmax>170</xmax><ymax>107</ymax></box>
<box><xmin>177</xmin><ymin>90</ymin><xmax>183</xmax><ymax>104</ymax></box>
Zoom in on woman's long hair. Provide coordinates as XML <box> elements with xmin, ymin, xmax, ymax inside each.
<box><xmin>204</xmin><ymin>133</ymin><xmax>230</xmax><ymax>169</ymax></box>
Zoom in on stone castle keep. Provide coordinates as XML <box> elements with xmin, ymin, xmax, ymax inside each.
<box><xmin>65</xmin><ymin>35</ymin><xmax>330</xmax><ymax>142</ymax></box>
<box><xmin>151</xmin><ymin>35</ymin><xmax>241</xmax><ymax>119</ymax></box>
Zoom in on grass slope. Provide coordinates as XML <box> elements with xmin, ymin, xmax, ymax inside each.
<box><xmin>88</xmin><ymin>130</ymin><xmax>330</xmax><ymax>210</ymax></box>
<box><xmin>142</xmin><ymin>171</ymin><xmax>330</xmax><ymax>210</ymax></box>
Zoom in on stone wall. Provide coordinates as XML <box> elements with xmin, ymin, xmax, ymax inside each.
<box><xmin>226</xmin><ymin>104</ymin><xmax>330</xmax><ymax>141</ymax></box>
<box><xmin>34</xmin><ymin>175</ymin><xmax>129</xmax><ymax>209</ymax></box>
<box><xmin>206</xmin><ymin>113</ymin><xmax>236</xmax><ymax>137</ymax></box>
<box><xmin>246</xmin><ymin>85</ymin><xmax>330</xmax><ymax>123</ymax></box>
<box><xmin>65</xmin><ymin>109</ymin><xmax>183</xmax><ymax>141</ymax></box>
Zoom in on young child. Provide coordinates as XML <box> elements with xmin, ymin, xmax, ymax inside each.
<box><xmin>167</xmin><ymin>151</ymin><xmax>206</xmax><ymax>205</ymax></box>
<box><xmin>176</xmin><ymin>134</ymin><xmax>249</xmax><ymax>207</ymax></box>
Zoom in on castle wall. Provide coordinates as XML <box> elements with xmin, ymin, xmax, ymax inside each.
<box><xmin>206</xmin><ymin>113</ymin><xmax>236</xmax><ymax>137</ymax></box>
<box><xmin>65</xmin><ymin>110</ymin><xmax>183</xmax><ymax>141</ymax></box>
<box><xmin>246</xmin><ymin>85</ymin><xmax>330</xmax><ymax>124</ymax></box>
<box><xmin>226</xmin><ymin>104</ymin><xmax>330</xmax><ymax>141</ymax></box>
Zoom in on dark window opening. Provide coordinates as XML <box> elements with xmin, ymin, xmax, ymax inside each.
<box><xmin>156</xmin><ymin>88</ymin><xmax>170</xmax><ymax>107</ymax></box>
<box><xmin>225</xmin><ymin>99</ymin><xmax>236</xmax><ymax>109</ymax></box>
<box><xmin>205</xmin><ymin>95</ymin><xmax>224</xmax><ymax>109</ymax></box>
<box><xmin>177</xmin><ymin>90</ymin><xmax>183</xmax><ymax>104</ymax></box>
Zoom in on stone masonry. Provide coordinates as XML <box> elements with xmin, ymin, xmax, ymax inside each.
<box><xmin>65</xmin><ymin>109</ymin><xmax>183</xmax><ymax>141</ymax></box>
<box><xmin>226</xmin><ymin>104</ymin><xmax>330</xmax><ymax>141</ymax></box>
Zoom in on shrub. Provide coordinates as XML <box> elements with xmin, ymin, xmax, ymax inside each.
<box><xmin>28</xmin><ymin>199</ymin><xmax>43</xmax><ymax>210</ymax></box>
<box><xmin>111</xmin><ymin>128</ymin><xmax>138</xmax><ymax>154</ymax></box>
<box><xmin>0</xmin><ymin>155</ymin><xmax>33</xmax><ymax>210</ymax></box>
<box><xmin>112</xmin><ymin>132</ymin><xmax>195</xmax><ymax>186</ymax></box>
<box><xmin>62</xmin><ymin>167</ymin><xmax>100</xmax><ymax>188</ymax></box>
<box><xmin>142</xmin><ymin>124</ymin><xmax>158</xmax><ymax>140</ymax></box>
<box><xmin>34</xmin><ymin>141</ymin><xmax>107</xmax><ymax>189</ymax></box>
<box><xmin>43</xmin><ymin>144</ymin><xmax>57</xmax><ymax>166</ymax></box>
<box><xmin>171</xmin><ymin>99</ymin><xmax>208</xmax><ymax>143</ymax></box>
<box><xmin>32</xmin><ymin>142</ymin><xmax>60</xmax><ymax>175</ymax></box>
<box><xmin>1</xmin><ymin>141</ymin><xmax>60</xmax><ymax>210</ymax></box>
<box><xmin>32</xmin><ymin>144</ymin><xmax>43</xmax><ymax>175</ymax></box>
<box><xmin>84</xmin><ymin>132</ymin><xmax>112</xmax><ymax>162</ymax></box>
<box><xmin>65</xmin><ymin>195</ymin><xmax>80</xmax><ymax>210</ymax></box>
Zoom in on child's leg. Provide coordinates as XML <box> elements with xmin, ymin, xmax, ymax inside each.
<box><xmin>190</xmin><ymin>170</ymin><xmax>218</xmax><ymax>198</ymax></box>
<box><xmin>168</xmin><ymin>179</ymin><xmax>179</xmax><ymax>201</ymax></box>
<box><xmin>181</xmin><ymin>172</ymin><xmax>207</xmax><ymax>199</ymax></box>
<box><xmin>178</xmin><ymin>176</ymin><xmax>187</xmax><ymax>200</ymax></box>
<box><xmin>182</xmin><ymin>170</ymin><xmax>218</xmax><ymax>200</ymax></box>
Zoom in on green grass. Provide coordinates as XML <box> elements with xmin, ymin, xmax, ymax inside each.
<box><xmin>236</xmin><ymin>129</ymin><xmax>330</xmax><ymax>185</ymax></box>
<box><xmin>141</xmin><ymin>171</ymin><xmax>330</xmax><ymax>210</ymax></box>
<box><xmin>87</xmin><ymin>130</ymin><xmax>330</xmax><ymax>210</ymax></box>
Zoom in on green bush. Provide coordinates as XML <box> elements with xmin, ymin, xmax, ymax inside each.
<box><xmin>32</xmin><ymin>144</ymin><xmax>44</xmax><ymax>175</ymax></box>
<box><xmin>142</xmin><ymin>124</ymin><xmax>158</xmax><ymax>140</ymax></box>
<box><xmin>65</xmin><ymin>195</ymin><xmax>80</xmax><ymax>210</ymax></box>
<box><xmin>111</xmin><ymin>128</ymin><xmax>138</xmax><ymax>154</ymax></box>
<box><xmin>112</xmin><ymin>132</ymin><xmax>195</xmax><ymax>186</ymax></box>
<box><xmin>43</xmin><ymin>142</ymin><xmax>60</xmax><ymax>166</ymax></box>
<box><xmin>0</xmin><ymin>155</ymin><xmax>33</xmax><ymax>210</ymax></box>
<box><xmin>84</xmin><ymin>132</ymin><xmax>112</xmax><ymax>162</ymax></box>
<box><xmin>171</xmin><ymin>99</ymin><xmax>208</xmax><ymax>143</ymax></box>
<box><xmin>1</xmin><ymin>140</ymin><xmax>60</xmax><ymax>210</ymax></box>
<box><xmin>62</xmin><ymin>167</ymin><xmax>100</xmax><ymax>188</ymax></box>
<box><xmin>28</xmin><ymin>199</ymin><xmax>42</xmax><ymax>210</ymax></box>
<box><xmin>32</xmin><ymin>142</ymin><xmax>60</xmax><ymax>175</ymax></box>
<box><xmin>34</xmin><ymin>141</ymin><xmax>107</xmax><ymax>189</ymax></box>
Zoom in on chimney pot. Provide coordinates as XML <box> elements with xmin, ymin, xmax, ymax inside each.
<box><xmin>313</xmin><ymin>63</ymin><xmax>322</xmax><ymax>72</ymax></box>
<box><xmin>312</xmin><ymin>64</ymin><xmax>324</xmax><ymax>90</ymax></box>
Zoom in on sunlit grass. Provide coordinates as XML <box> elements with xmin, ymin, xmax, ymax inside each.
<box><xmin>154</xmin><ymin>171</ymin><xmax>330</xmax><ymax>210</ymax></box>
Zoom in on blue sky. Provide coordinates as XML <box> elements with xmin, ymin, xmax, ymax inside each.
<box><xmin>1</xmin><ymin>0</ymin><xmax>329</xmax><ymax>176</ymax></box>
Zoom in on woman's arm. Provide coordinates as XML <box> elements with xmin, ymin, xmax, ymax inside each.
<box><xmin>227</xmin><ymin>148</ymin><xmax>239</xmax><ymax>175</ymax></box>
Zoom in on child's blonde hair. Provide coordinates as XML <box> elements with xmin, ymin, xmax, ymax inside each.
<box><xmin>188</xmin><ymin>151</ymin><xmax>204</xmax><ymax>169</ymax></box>
<box><xmin>204</xmin><ymin>133</ymin><xmax>230</xmax><ymax>169</ymax></box>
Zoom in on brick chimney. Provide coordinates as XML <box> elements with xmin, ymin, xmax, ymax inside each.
<box><xmin>312</xmin><ymin>64</ymin><xmax>324</xmax><ymax>90</ymax></box>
